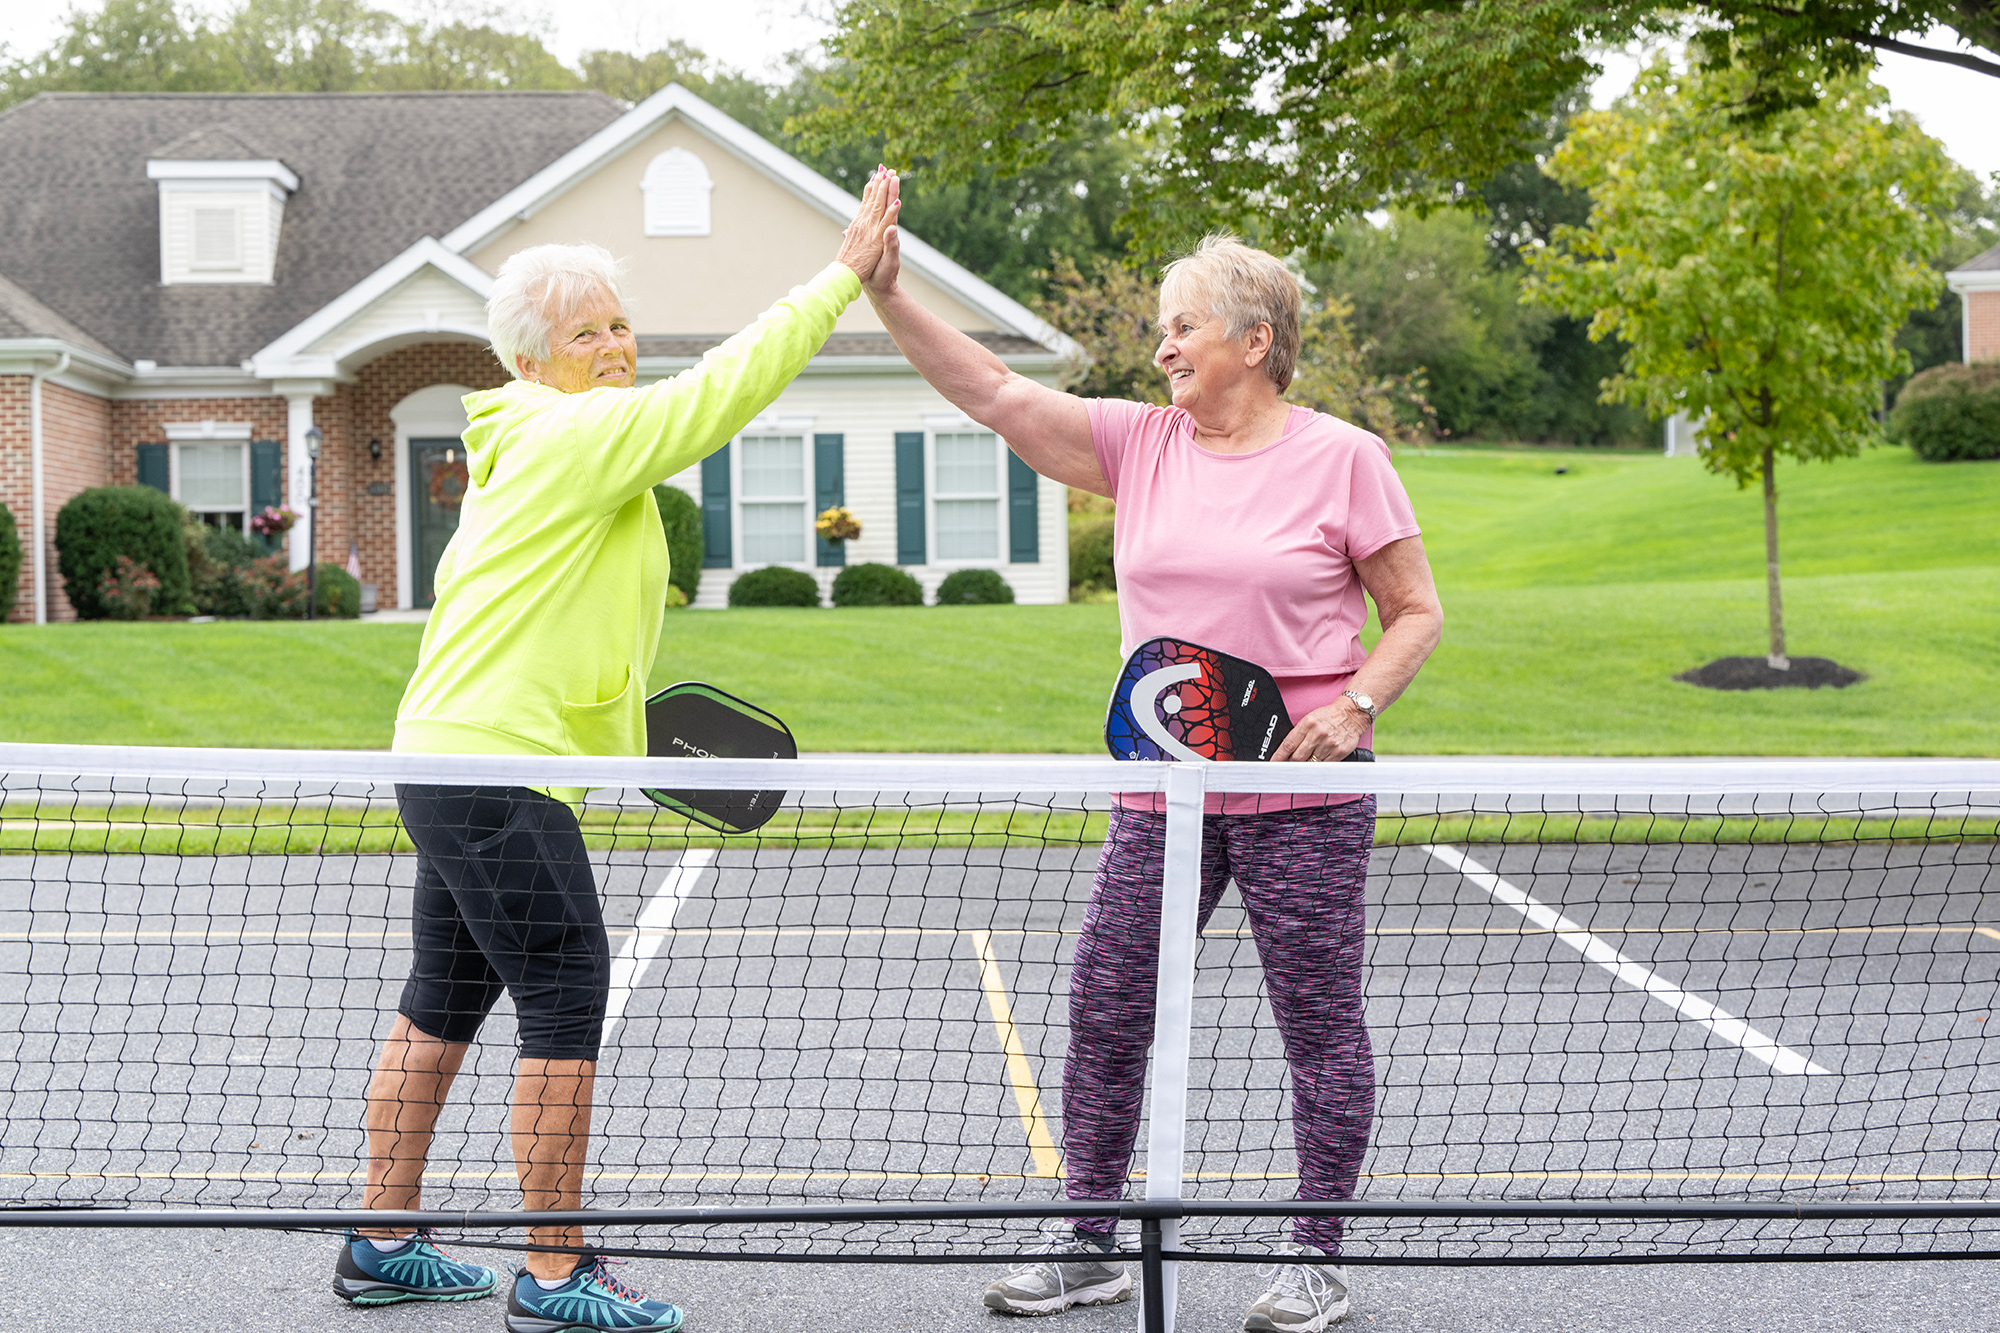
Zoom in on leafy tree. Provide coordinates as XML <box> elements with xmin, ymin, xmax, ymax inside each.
<box><xmin>1523</xmin><ymin>55</ymin><xmax>1957</xmax><ymax>669</ymax></box>
<box><xmin>1308</xmin><ymin>210</ymin><xmax>1547</xmax><ymax>438</ymax></box>
<box><xmin>1</xmin><ymin>0</ymin><xmax>235</xmax><ymax>101</ymax></box>
<box><xmin>810</xmin><ymin>1</ymin><xmax>1999</xmax><ymax>255</ymax></box>
<box><xmin>1029</xmin><ymin>254</ymin><xmax>1167</xmax><ymax>404</ymax></box>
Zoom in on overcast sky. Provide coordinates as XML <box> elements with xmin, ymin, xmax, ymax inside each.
<box><xmin>1</xmin><ymin>2</ymin><xmax>1992</xmax><ymax>179</ymax></box>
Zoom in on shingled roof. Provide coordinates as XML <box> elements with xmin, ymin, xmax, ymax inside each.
<box><xmin>1956</xmin><ymin>240</ymin><xmax>2000</xmax><ymax>273</ymax></box>
<box><xmin>0</xmin><ymin>91</ymin><xmax>624</xmax><ymax>368</ymax></box>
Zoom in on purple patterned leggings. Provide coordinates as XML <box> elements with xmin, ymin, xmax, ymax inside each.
<box><xmin>1063</xmin><ymin>799</ymin><xmax>1376</xmax><ymax>1252</ymax></box>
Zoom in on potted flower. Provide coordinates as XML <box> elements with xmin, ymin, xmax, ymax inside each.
<box><xmin>814</xmin><ymin>505</ymin><xmax>862</xmax><ymax>544</ymax></box>
<box><xmin>248</xmin><ymin>504</ymin><xmax>300</xmax><ymax>538</ymax></box>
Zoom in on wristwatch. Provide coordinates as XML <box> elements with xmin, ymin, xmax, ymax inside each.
<box><xmin>1341</xmin><ymin>689</ymin><xmax>1378</xmax><ymax>722</ymax></box>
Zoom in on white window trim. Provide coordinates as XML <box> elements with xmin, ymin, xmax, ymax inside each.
<box><xmin>168</xmin><ymin>439</ymin><xmax>251</xmax><ymax>523</ymax></box>
<box><xmin>733</xmin><ymin>417</ymin><xmax>817</xmax><ymax>569</ymax></box>
<box><xmin>928</xmin><ymin>427</ymin><xmax>1009</xmax><ymax>567</ymax></box>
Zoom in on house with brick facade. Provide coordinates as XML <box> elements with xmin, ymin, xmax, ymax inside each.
<box><xmin>1946</xmin><ymin>241</ymin><xmax>2000</xmax><ymax>366</ymax></box>
<box><xmin>0</xmin><ymin>84</ymin><xmax>1077</xmax><ymax>622</ymax></box>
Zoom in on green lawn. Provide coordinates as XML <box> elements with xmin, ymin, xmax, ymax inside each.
<box><xmin>1</xmin><ymin>443</ymin><xmax>1993</xmax><ymax>755</ymax></box>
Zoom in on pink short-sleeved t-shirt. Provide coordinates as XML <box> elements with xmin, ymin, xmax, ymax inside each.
<box><xmin>1088</xmin><ymin>398</ymin><xmax>1422</xmax><ymax>812</ymax></box>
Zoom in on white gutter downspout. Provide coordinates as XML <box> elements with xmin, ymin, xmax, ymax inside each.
<box><xmin>28</xmin><ymin>350</ymin><xmax>71</xmax><ymax>626</ymax></box>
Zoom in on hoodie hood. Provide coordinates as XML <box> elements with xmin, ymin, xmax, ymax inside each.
<box><xmin>460</xmin><ymin>379</ymin><xmax>566</xmax><ymax>487</ymax></box>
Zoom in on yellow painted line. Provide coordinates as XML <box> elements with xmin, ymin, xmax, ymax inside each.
<box><xmin>968</xmin><ymin>928</ymin><xmax>1061</xmax><ymax>1178</ymax></box>
<box><xmin>1978</xmin><ymin>928</ymin><xmax>2000</xmax><ymax>943</ymax></box>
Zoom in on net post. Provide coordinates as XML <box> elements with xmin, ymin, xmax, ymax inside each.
<box><xmin>1141</xmin><ymin>763</ymin><xmax>1204</xmax><ymax>1333</ymax></box>
<box><xmin>1139</xmin><ymin>1213</ymin><xmax>1167</xmax><ymax>1333</ymax></box>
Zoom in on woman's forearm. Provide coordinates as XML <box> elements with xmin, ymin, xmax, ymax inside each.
<box><xmin>871</xmin><ymin>285</ymin><xmax>1017</xmax><ymax>420</ymax></box>
<box><xmin>1348</xmin><ymin>604</ymin><xmax>1442</xmax><ymax>713</ymax></box>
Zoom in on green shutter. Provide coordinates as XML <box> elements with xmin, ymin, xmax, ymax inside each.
<box><xmin>249</xmin><ymin>440</ymin><xmax>285</xmax><ymax>552</ymax></box>
<box><xmin>136</xmin><ymin>443</ymin><xmax>169</xmax><ymax>494</ymax></box>
<box><xmin>814</xmin><ymin>433</ymin><xmax>845</xmax><ymax>567</ymax></box>
<box><xmin>895</xmin><ymin>431</ymin><xmax>926</xmax><ymax>566</ymax></box>
<box><xmin>250</xmin><ymin>440</ymin><xmax>283</xmax><ymax>511</ymax></box>
<box><xmin>701</xmin><ymin>445</ymin><xmax>732</xmax><ymax>568</ymax></box>
<box><xmin>1008</xmin><ymin>452</ymin><xmax>1039</xmax><ymax>563</ymax></box>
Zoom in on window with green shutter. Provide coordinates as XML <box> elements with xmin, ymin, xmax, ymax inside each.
<box><xmin>701</xmin><ymin>445</ymin><xmax>732</xmax><ymax>568</ymax></box>
<box><xmin>1008</xmin><ymin>452</ymin><xmax>1040</xmax><ymax>563</ymax></box>
<box><xmin>895</xmin><ymin>431</ymin><xmax>926</xmax><ymax>565</ymax></box>
<box><xmin>814</xmin><ymin>433</ymin><xmax>845</xmax><ymax>567</ymax></box>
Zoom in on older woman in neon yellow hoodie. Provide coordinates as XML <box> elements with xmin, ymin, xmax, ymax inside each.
<box><xmin>332</xmin><ymin>175</ymin><xmax>901</xmax><ymax>1330</ymax></box>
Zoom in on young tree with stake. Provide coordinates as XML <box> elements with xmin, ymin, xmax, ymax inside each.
<box><xmin>1523</xmin><ymin>54</ymin><xmax>1956</xmax><ymax>670</ymax></box>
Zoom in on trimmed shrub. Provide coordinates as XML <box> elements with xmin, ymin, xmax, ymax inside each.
<box><xmin>935</xmin><ymin>568</ymin><xmax>1015</xmax><ymax>605</ymax></box>
<box><xmin>1887</xmin><ymin>361</ymin><xmax>2000</xmax><ymax>462</ymax></box>
<box><xmin>55</xmin><ymin>486</ymin><xmax>193</xmax><ymax>619</ymax></box>
<box><xmin>97</xmin><ymin>555</ymin><xmax>161</xmax><ymax>620</ymax></box>
<box><xmin>0</xmin><ymin>500</ymin><xmax>20</xmax><ymax>621</ymax></box>
<box><xmin>653</xmin><ymin>483</ymin><xmax>704</xmax><ymax>603</ymax></box>
<box><xmin>190</xmin><ymin>525</ymin><xmax>309</xmax><ymax>618</ymax></box>
<box><xmin>313</xmin><ymin>563</ymin><xmax>362</xmax><ymax>618</ymax></box>
<box><xmin>1069</xmin><ymin>516</ymin><xmax>1115</xmax><ymax>597</ymax></box>
<box><xmin>728</xmin><ymin>565</ymin><xmax>820</xmax><ymax>607</ymax></box>
<box><xmin>832</xmin><ymin>561</ymin><xmax>923</xmax><ymax>607</ymax></box>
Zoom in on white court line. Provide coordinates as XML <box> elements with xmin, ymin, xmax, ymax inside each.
<box><xmin>603</xmin><ymin>848</ymin><xmax>716</xmax><ymax>1032</ymax></box>
<box><xmin>1422</xmin><ymin>844</ymin><xmax>1831</xmax><ymax>1078</ymax></box>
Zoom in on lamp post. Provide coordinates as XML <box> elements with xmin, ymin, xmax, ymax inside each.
<box><xmin>304</xmin><ymin>425</ymin><xmax>322</xmax><ymax>620</ymax></box>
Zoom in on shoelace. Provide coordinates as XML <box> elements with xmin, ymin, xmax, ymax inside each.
<box><xmin>587</xmin><ymin>1256</ymin><xmax>644</xmax><ymax>1303</ymax></box>
<box><xmin>1258</xmin><ymin>1260</ymin><xmax>1335</xmax><ymax>1312</ymax></box>
<box><xmin>1020</xmin><ymin>1229</ymin><xmax>1108</xmax><ymax>1295</ymax></box>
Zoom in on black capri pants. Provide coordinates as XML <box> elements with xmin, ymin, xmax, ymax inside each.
<box><xmin>395</xmin><ymin>784</ymin><xmax>610</xmax><ymax>1061</ymax></box>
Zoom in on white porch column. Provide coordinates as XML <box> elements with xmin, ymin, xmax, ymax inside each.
<box><xmin>274</xmin><ymin>380</ymin><xmax>333</xmax><ymax>572</ymax></box>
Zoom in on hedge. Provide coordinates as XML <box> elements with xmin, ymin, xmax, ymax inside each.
<box><xmin>831</xmin><ymin>562</ymin><xmax>923</xmax><ymax>607</ymax></box>
<box><xmin>653</xmin><ymin>483</ymin><xmax>704</xmax><ymax>603</ymax></box>
<box><xmin>0</xmin><ymin>500</ymin><xmax>19</xmax><ymax>621</ymax></box>
<box><xmin>728</xmin><ymin>565</ymin><xmax>821</xmax><ymax>607</ymax></box>
<box><xmin>1887</xmin><ymin>361</ymin><xmax>2000</xmax><ymax>462</ymax></box>
<box><xmin>55</xmin><ymin>486</ymin><xmax>193</xmax><ymax>619</ymax></box>
<box><xmin>1070</xmin><ymin>516</ymin><xmax>1115</xmax><ymax>596</ymax></box>
<box><xmin>935</xmin><ymin>568</ymin><xmax>1015</xmax><ymax>605</ymax></box>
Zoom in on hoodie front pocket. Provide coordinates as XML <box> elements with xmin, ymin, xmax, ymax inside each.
<box><xmin>559</xmin><ymin>665</ymin><xmax>633</xmax><ymax>756</ymax></box>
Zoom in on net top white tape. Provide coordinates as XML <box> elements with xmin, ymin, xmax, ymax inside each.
<box><xmin>3</xmin><ymin>742</ymin><xmax>1998</xmax><ymax>796</ymax></box>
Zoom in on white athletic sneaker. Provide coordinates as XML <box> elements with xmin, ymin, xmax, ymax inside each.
<box><xmin>981</xmin><ymin>1228</ymin><xmax>1133</xmax><ymax>1317</ymax></box>
<box><xmin>1242</xmin><ymin>1246</ymin><xmax>1350</xmax><ymax>1331</ymax></box>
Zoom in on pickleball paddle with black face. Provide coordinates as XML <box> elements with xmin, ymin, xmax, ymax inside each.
<box><xmin>643</xmin><ymin>681</ymin><xmax>797</xmax><ymax>833</ymax></box>
<box><xmin>1104</xmin><ymin>637</ymin><xmax>1374</xmax><ymax>763</ymax></box>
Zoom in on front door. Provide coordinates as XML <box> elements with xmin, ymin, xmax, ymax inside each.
<box><xmin>410</xmin><ymin>436</ymin><xmax>469</xmax><ymax>607</ymax></box>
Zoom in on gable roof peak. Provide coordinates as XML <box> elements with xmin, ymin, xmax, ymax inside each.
<box><xmin>149</xmin><ymin>122</ymin><xmax>275</xmax><ymax>161</ymax></box>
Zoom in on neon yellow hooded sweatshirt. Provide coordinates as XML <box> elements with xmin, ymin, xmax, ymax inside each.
<box><xmin>392</xmin><ymin>261</ymin><xmax>861</xmax><ymax>792</ymax></box>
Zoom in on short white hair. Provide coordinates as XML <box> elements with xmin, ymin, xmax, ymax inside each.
<box><xmin>1158</xmin><ymin>234</ymin><xmax>1303</xmax><ymax>392</ymax></box>
<box><xmin>486</xmin><ymin>243</ymin><xmax>630</xmax><ymax>379</ymax></box>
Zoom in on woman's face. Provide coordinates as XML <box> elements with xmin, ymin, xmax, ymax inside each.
<box><xmin>520</xmin><ymin>285</ymin><xmax>637</xmax><ymax>393</ymax></box>
<box><xmin>1154</xmin><ymin>305</ymin><xmax>1267</xmax><ymax>412</ymax></box>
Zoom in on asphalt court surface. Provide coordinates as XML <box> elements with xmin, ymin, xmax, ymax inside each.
<box><xmin>0</xmin><ymin>830</ymin><xmax>1996</xmax><ymax>1327</ymax></box>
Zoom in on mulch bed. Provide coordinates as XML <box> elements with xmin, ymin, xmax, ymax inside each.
<box><xmin>1675</xmin><ymin>656</ymin><xmax>1867</xmax><ymax>691</ymax></box>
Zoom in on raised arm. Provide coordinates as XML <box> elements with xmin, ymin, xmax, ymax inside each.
<box><xmin>573</xmin><ymin>169</ymin><xmax>900</xmax><ymax>510</ymax></box>
<box><xmin>864</xmin><ymin>173</ymin><xmax>1109</xmax><ymax>496</ymax></box>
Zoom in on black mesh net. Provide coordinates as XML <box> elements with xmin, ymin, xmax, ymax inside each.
<box><xmin>0</xmin><ymin>760</ymin><xmax>1996</xmax><ymax>1265</ymax></box>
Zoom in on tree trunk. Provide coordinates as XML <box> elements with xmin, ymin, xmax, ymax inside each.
<box><xmin>1763</xmin><ymin>445</ymin><xmax>1788</xmax><ymax>670</ymax></box>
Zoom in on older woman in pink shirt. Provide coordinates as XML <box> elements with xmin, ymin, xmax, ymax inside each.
<box><xmin>865</xmin><ymin>184</ymin><xmax>1441</xmax><ymax>1333</ymax></box>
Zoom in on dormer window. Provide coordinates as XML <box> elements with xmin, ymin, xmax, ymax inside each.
<box><xmin>641</xmin><ymin>147</ymin><xmax>713</xmax><ymax>236</ymax></box>
<box><xmin>146</xmin><ymin>153</ymin><xmax>298</xmax><ymax>285</ymax></box>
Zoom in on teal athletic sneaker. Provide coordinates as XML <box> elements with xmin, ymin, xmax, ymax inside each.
<box><xmin>332</xmin><ymin>1230</ymin><xmax>500</xmax><ymax>1305</ymax></box>
<box><xmin>505</xmin><ymin>1256</ymin><xmax>684</xmax><ymax>1333</ymax></box>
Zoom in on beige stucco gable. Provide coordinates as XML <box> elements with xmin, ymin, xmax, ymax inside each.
<box><xmin>469</xmin><ymin>116</ymin><xmax>995</xmax><ymax>336</ymax></box>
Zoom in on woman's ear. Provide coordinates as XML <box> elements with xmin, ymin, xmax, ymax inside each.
<box><xmin>515</xmin><ymin>353</ymin><xmax>541</xmax><ymax>384</ymax></box>
<box><xmin>1243</xmin><ymin>322</ymin><xmax>1274</xmax><ymax>368</ymax></box>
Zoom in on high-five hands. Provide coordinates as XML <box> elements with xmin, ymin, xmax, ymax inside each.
<box><xmin>836</xmin><ymin>166</ymin><xmax>903</xmax><ymax>286</ymax></box>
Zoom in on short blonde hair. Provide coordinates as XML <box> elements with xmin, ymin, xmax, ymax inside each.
<box><xmin>487</xmin><ymin>242</ymin><xmax>630</xmax><ymax>379</ymax></box>
<box><xmin>1158</xmin><ymin>234</ymin><xmax>1303</xmax><ymax>392</ymax></box>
